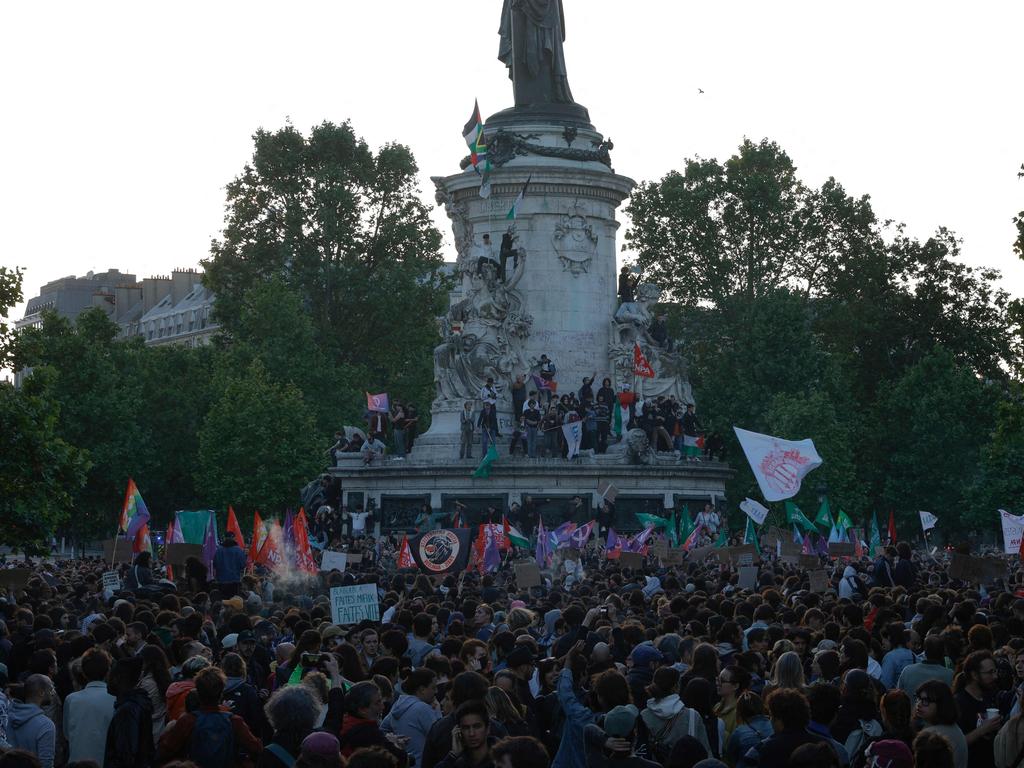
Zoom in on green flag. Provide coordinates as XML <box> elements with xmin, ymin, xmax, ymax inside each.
<box><xmin>785</xmin><ymin>502</ymin><xmax>817</xmax><ymax>533</ymax></box>
<box><xmin>613</xmin><ymin>402</ymin><xmax>623</xmax><ymax>438</ymax></box>
<box><xmin>678</xmin><ymin>506</ymin><xmax>694</xmax><ymax>541</ymax></box>
<box><xmin>743</xmin><ymin>517</ymin><xmax>761</xmax><ymax>555</ymax></box>
<box><xmin>471</xmin><ymin>444</ymin><xmax>499</xmax><ymax>479</ymax></box>
<box><xmin>869</xmin><ymin>511</ymin><xmax>882</xmax><ymax>550</ymax></box>
<box><xmin>815</xmin><ymin>499</ymin><xmax>833</xmax><ymax>529</ymax></box>
<box><xmin>836</xmin><ymin>509</ymin><xmax>854</xmax><ymax>532</ymax></box>
<box><xmin>714</xmin><ymin>528</ymin><xmax>729</xmax><ymax>548</ymax></box>
<box><xmin>636</xmin><ymin>512</ymin><xmax>669</xmax><ymax>530</ymax></box>
<box><xmin>667</xmin><ymin>509</ymin><xmax>679</xmax><ymax>547</ymax></box>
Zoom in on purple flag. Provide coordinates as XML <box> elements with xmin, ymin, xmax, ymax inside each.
<box><xmin>484</xmin><ymin>534</ymin><xmax>502</xmax><ymax>572</ymax></box>
<box><xmin>569</xmin><ymin>520</ymin><xmax>596</xmax><ymax>549</ymax></box>
<box><xmin>815</xmin><ymin>533</ymin><xmax>829</xmax><ymax>556</ymax></box>
<box><xmin>201</xmin><ymin>512</ymin><xmax>218</xmax><ymax>570</ymax></box>
<box><xmin>536</xmin><ymin>518</ymin><xmax>551</xmax><ymax>567</ymax></box>
<box><xmin>801</xmin><ymin>533</ymin><xmax>813</xmax><ymax>555</ymax></box>
<box><xmin>552</xmin><ymin>521</ymin><xmax>578</xmax><ymax>545</ymax></box>
<box><xmin>626</xmin><ymin>525</ymin><xmax>655</xmax><ymax>553</ymax></box>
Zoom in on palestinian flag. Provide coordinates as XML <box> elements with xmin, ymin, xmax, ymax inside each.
<box><xmin>504</xmin><ymin>517</ymin><xmax>530</xmax><ymax>549</ymax></box>
<box><xmin>463</xmin><ymin>99</ymin><xmax>486</xmax><ymax>168</ymax></box>
<box><xmin>410</xmin><ymin>528</ymin><xmax>474</xmax><ymax>574</ymax></box>
<box><xmin>506</xmin><ymin>175</ymin><xmax>531</xmax><ymax>220</ymax></box>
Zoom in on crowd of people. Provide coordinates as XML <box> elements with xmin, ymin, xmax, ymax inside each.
<box><xmin>3</xmin><ymin>531</ymin><xmax>1024</xmax><ymax>768</ymax></box>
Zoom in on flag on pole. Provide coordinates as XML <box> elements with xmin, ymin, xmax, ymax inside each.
<box><xmin>626</xmin><ymin>525</ymin><xmax>656</xmax><ymax>553</ymax></box>
<box><xmin>506</xmin><ymin>175</ymin><xmax>532</xmax><ymax>220</ymax></box>
<box><xmin>633</xmin><ymin>343</ymin><xmax>656</xmax><ymax>378</ymax></box>
<box><xmin>801</xmin><ymin>533</ymin><xmax>813</xmax><ymax>555</ymax></box>
<box><xmin>226</xmin><ymin>506</ymin><xmax>245</xmax><ymax>548</ymax></box>
<box><xmin>292</xmin><ymin>509</ymin><xmax>318</xmax><ymax>574</ymax></box>
<box><xmin>869</xmin><ymin>512</ymin><xmax>882</xmax><ymax>551</ymax></box>
<box><xmin>133</xmin><ymin>523</ymin><xmax>152</xmax><ymax>555</ymax></box>
<box><xmin>785</xmin><ymin>502</ymin><xmax>817</xmax><ymax>533</ymax></box>
<box><xmin>530</xmin><ymin>373</ymin><xmax>558</xmax><ymax>394</ymax></box>
<box><xmin>667</xmin><ymin>509</ymin><xmax>679</xmax><ymax>547</ymax></box>
<box><xmin>255</xmin><ymin>520</ymin><xmax>284</xmax><ymax>570</ymax></box>
<box><xmin>568</xmin><ymin>520</ymin><xmax>596</xmax><ymax>549</ymax></box>
<box><xmin>397</xmin><ymin>535</ymin><xmax>415</xmax><ymax>569</ymax></box>
<box><xmin>740</xmin><ymin>498</ymin><xmax>769</xmax><ymax>526</ymax></box>
<box><xmin>635</xmin><ymin>512</ymin><xmax>669</xmax><ymax>530</ymax></box>
<box><xmin>483</xmin><ymin>531</ymin><xmax>502</xmax><ymax>572</ymax></box>
<box><xmin>165</xmin><ymin>521</ymin><xmax>177</xmax><ymax>578</ymax></box>
<box><xmin>682</xmin><ymin>524</ymin><xmax>703</xmax><ymax>551</ymax></box>
<box><xmin>504</xmin><ymin>517</ymin><xmax>530</xmax><ymax>549</ymax></box>
<box><xmin>743</xmin><ymin>517</ymin><xmax>761</xmax><ymax>556</ymax></box>
<box><xmin>918</xmin><ymin>511</ymin><xmax>938</xmax><ymax>532</ymax></box>
<box><xmin>121</xmin><ymin>479</ymin><xmax>151</xmax><ymax>538</ymax></box>
<box><xmin>249</xmin><ymin>512</ymin><xmax>265</xmax><ymax>565</ymax></box>
<box><xmin>366</xmin><ymin>392</ymin><xmax>390</xmax><ymax>413</ymax></box>
<box><xmin>472</xmin><ymin>443</ymin><xmax>499</xmax><ymax>478</ymax></box>
<box><xmin>836</xmin><ymin>509</ymin><xmax>854</xmax><ymax>537</ymax></box>
<box><xmin>714</xmin><ymin>528</ymin><xmax>729</xmax><ymax>548</ymax></box>
<box><xmin>678</xmin><ymin>506</ymin><xmax>694</xmax><ymax>542</ymax></box>
<box><xmin>815</xmin><ymin>499</ymin><xmax>833</xmax><ymax>529</ymax></box>
<box><xmin>536</xmin><ymin>518</ymin><xmax>552</xmax><ymax>567</ymax></box>
<box><xmin>887</xmin><ymin>510</ymin><xmax>897</xmax><ymax>543</ymax></box>
<box><xmin>828</xmin><ymin>525</ymin><xmax>841</xmax><ymax>544</ymax></box>
<box><xmin>201</xmin><ymin>512</ymin><xmax>217</xmax><ymax>570</ymax></box>
<box><xmin>792</xmin><ymin>524</ymin><xmax>803</xmax><ymax>544</ymax></box>
<box><xmin>733</xmin><ymin>427</ymin><xmax>823</xmax><ymax>502</ymax></box>
<box><xmin>612</xmin><ymin>401</ymin><xmax>623</xmax><ymax>438</ymax></box>
<box><xmin>606</xmin><ymin>528</ymin><xmax>622</xmax><ymax>559</ymax></box>
<box><xmin>463</xmin><ymin>100</ymin><xmax>486</xmax><ymax>168</ymax></box>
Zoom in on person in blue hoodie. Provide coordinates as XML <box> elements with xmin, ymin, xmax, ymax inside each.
<box><xmin>8</xmin><ymin>674</ymin><xmax>57</xmax><ymax>768</ymax></box>
<box><xmin>382</xmin><ymin>668</ymin><xmax>442</xmax><ymax>768</ymax></box>
<box><xmin>213</xmin><ymin>531</ymin><xmax>248</xmax><ymax>598</ymax></box>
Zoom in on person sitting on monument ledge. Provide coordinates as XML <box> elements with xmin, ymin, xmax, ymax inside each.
<box><xmin>475</xmin><ymin>233</ymin><xmax>497</xmax><ymax>276</ymax></box>
<box><xmin>360</xmin><ymin>434</ymin><xmax>387</xmax><ymax>465</ymax></box>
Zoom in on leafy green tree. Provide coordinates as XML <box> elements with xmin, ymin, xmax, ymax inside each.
<box><xmin>197</xmin><ymin>360</ymin><xmax>323</xmax><ymax>514</ymax></box>
<box><xmin>16</xmin><ymin>308</ymin><xmax>151</xmax><ymax>542</ymax></box>
<box><xmin>203</xmin><ymin>121</ymin><xmax>447</xmax><ymax>414</ymax></box>
<box><xmin>972</xmin><ymin>389</ymin><xmax>1024</xmax><ymax>521</ymax></box>
<box><xmin>1</xmin><ymin>266</ymin><xmax>23</xmax><ymax>371</ymax></box>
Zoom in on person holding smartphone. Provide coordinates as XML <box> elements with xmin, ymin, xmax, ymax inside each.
<box><xmin>435</xmin><ymin>700</ymin><xmax>495</xmax><ymax>768</ymax></box>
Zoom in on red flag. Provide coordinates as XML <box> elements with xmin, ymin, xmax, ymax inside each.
<box><xmin>292</xmin><ymin>509</ymin><xmax>318</xmax><ymax>574</ymax></box>
<box><xmin>227</xmin><ymin>506</ymin><xmax>245</xmax><ymax>549</ymax></box>
<box><xmin>633</xmin><ymin>343</ymin><xmax>655</xmax><ymax>378</ymax></box>
<box><xmin>397</xmin><ymin>535</ymin><xmax>415</xmax><ymax>569</ymax></box>
<box><xmin>249</xmin><ymin>511</ymin><xmax>264</xmax><ymax>565</ymax></box>
<box><xmin>887</xmin><ymin>510</ymin><xmax>897</xmax><ymax>543</ymax></box>
<box><xmin>1018</xmin><ymin>532</ymin><xmax>1024</xmax><ymax>562</ymax></box>
<box><xmin>165</xmin><ymin>522</ymin><xmax>175</xmax><ymax>579</ymax></box>
<box><xmin>132</xmin><ymin>523</ymin><xmax>151</xmax><ymax>555</ymax></box>
<box><xmin>255</xmin><ymin>520</ymin><xmax>284</xmax><ymax>570</ymax></box>
<box><xmin>502</xmin><ymin>517</ymin><xmax>512</xmax><ymax>551</ymax></box>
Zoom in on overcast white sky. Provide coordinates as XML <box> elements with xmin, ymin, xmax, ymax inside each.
<box><xmin>3</xmin><ymin>0</ymin><xmax>1022</xmax><ymax>325</ymax></box>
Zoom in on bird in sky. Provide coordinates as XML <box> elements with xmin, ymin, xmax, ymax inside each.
<box><xmin>698</xmin><ymin>88</ymin><xmax>705</xmax><ymax>94</ymax></box>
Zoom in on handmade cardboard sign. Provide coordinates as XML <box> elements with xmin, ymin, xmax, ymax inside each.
<box><xmin>764</xmin><ymin>526</ymin><xmax>786</xmax><ymax>547</ymax></box>
<box><xmin>722</xmin><ymin>545</ymin><xmax>761</xmax><ymax>565</ymax></box>
<box><xmin>103</xmin><ymin>539</ymin><xmax>135</xmax><ymax>564</ymax></box>
<box><xmin>514</xmin><ymin>563</ymin><xmax>542</xmax><ymax>588</ymax></box>
<box><xmin>101</xmin><ymin>571</ymin><xmax>121</xmax><ymax>591</ymax></box>
<box><xmin>0</xmin><ymin>569</ymin><xmax>31</xmax><ymax>591</ymax></box>
<box><xmin>650</xmin><ymin>539</ymin><xmax>669</xmax><ymax>558</ymax></box>
<box><xmin>828</xmin><ymin>543</ymin><xmax>856</xmax><ymax>558</ymax></box>
<box><xmin>949</xmin><ymin>553</ymin><xmax>1004</xmax><ymax>584</ymax></box>
<box><xmin>738</xmin><ymin>566</ymin><xmax>758</xmax><ymax>591</ymax></box>
<box><xmin>164</xmin><ymin>543</ymin><xmax>202</xmax><ymax>566</ymax></box>
<box><xmin>330</xmin><ymin>584</ymin><xmax>380</xmax><ymax>624</ymax></box>
<box><xmin>619</xmin><ymin>552</ymin><xmax>645</xmax><ymax>570</ymax></box>
<box><xmin>597</xmin><ymin>480</ymin><xmax>619</xmax><ymax>503</ymax></box>
<box><xmin>687</xmin><ymin>545</ymin><xmax>716</xmax><ymax>562</ymax></box>
<box><xmin>779</xmin><ymin>540</ymin><xmax>802</xmax><ymax>556</ymax></box>
<box><xmin>320</xmin><ymin>550</ymin><xmax>348</xmax><ymax>572</ymax></box>
<box><xmin>799</xmin><ymin>554</ymin><xmax>820</xmax><ymax>569</ymax></box>
<box><xmin>664</xmin><ymin>548</ymin><xmax>686</xmax><ymax>565</ymax></box>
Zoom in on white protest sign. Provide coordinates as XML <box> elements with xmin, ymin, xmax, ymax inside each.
<box><xmin>1000</xmin><ymin>510</ymin><xmax>1024</xmax><ymax>555</ymax></box>
<box><xmin>738</xmin><ymin>566</ymin><xmax>758</xmax><ymax>591</ymax></box>
<box><xmin>101</xmin><ymin>571</ymin><xmax>121</xmax><ymax>592</ymax></box>
<box><xmin>740</xmin><ymin>498</ymin><xmax>769</xmax><ymax>526</ymax></box>
<box><xmin>320</xmin><ymin>550</ymin><xmax>348</xmax><ymax>572</ymax></box>
<box><xmin>330</xmin><ymin>584</ymin><xmax>380</xmax><ymax>625</ymax></box>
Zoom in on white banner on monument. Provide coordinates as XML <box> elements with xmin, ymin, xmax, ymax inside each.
<box><xmin>733</xmin><ymin>427</ymin><xmax>823</xmax><ymax>502</ymax></box>
<box><xmin>562</xmin><ymin>422</ymin><xmax>583</xmax><ymax>459</ymax></box>
<box><xmin>1000</xmin><ymin>509</ymin><xmax>1024</xmax><ymax>555</ymax></box>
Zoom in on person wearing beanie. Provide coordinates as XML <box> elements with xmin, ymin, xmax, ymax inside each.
<box><xmin>299</xmin><ymin>731</ymin><xmax>343</xmax><ymax>768</ymax></box>
<box><xmin>583</xmin><ymin>703</ymin><xmax>660</xmax><ymax>768</ymax></box>
<box><xmin>626</xmin><ymin>645</ymin><xmax>664</xmax><ymax>709</ymax></box>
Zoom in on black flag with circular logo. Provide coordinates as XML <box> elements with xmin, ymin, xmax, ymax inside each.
<box><xmin>410</xmin><ymin>528</ymin><xmax>474</xmax><ymax>574</ymax></box>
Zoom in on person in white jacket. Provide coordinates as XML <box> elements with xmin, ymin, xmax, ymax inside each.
<box><xmin>838</xmin><ymin>566</ymin><xmax>863</xmax><ymax>601</ymax></box>
<box><xmin>64</xmin><ymin>649</ymin><xmax>116</xmax><ymax>766</ymax></box>
<box><xmin>381</xmin><ymin>668</ymin><xmax>442</xmax><ymax>768</ymax></box>
<box><xmin>640</xmin><ymin>667</ymin><xmax>710</xmax><ymax>762</ymax></box>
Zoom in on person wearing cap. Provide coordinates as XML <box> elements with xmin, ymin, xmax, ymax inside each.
<box><xmin>626</xmin><ymin>645</ymin><xmax>664</xmax><ymax>708</ymax></box>
<box><xmin>584</xmin><ymin>703</ymin><xmax>660</xmax><ymax>768</ymax></box>
<box><xmin>214</xmin><ymin>530</ymin><xmax>247</xmax><ymax>599</ymax></box>
<box><xmin>505</xmin><ymin>645</ymin><xmax>539</xmax><ymax>733</ymax></box>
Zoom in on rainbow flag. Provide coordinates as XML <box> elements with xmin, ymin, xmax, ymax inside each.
<box><xmin>121</xmin><ymin>479</ymin><xmax>150</xmax><ymax>538</ymax></box>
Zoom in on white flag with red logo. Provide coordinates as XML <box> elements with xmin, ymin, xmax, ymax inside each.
<box><xmin>734</xmin><ymin>426</ymin><xmax>823</xmax><ymax>502</ymax></box>
<box><xmin>397</xmin><ymin>535</ymin><xmax>415</xmax><ymax>569</ymax></box>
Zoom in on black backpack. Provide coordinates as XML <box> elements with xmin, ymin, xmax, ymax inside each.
<box><xmin>189</xmin><ymin>711</ymin><xmax>235</xmax><ymax>768</ymax></box>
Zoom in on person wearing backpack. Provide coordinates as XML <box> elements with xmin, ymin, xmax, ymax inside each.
<box><xmin>158</xmin><ymin>666</ymin><xmax>262</xmax><ymax>768</ymax></box>
<box><xmin>640</xmin><ymin>667</ymin><xmax>710</xmax><ymax>762</ymax></box>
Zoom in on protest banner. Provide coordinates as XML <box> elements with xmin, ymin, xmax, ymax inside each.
<box><xmin>0</xmin><ymin>569</ymin><xmax>31</xmax><ymax>591</ymax></box>
<box><xmin>619</xmin><ymin>552</ymin><xmax>645</xmax><ymax>570</ymax></box>
<box><xmin>828</xmin><ymin>542</ymin><xmax>856</xmax><ymax>558</ymax></box>
<box><xmin>650</xmin><ymin>539</ymin><xmax>669</xmax><ymax>559</ymax></box>
<box><xmin>800</xmin><ymin>554</ymin><xmax>820</xmax><ymax>569</ymax></box>
<box><xmin>949</xmin><ymin>554</ymin><xmax>1005</xmax><ymax>584</ymax></box>
<box><xmin>103</xmin><ymin>539</ymin><xmax>135</xmax><ymax>564</ymax></box>
<box><xmin>664</xmin><ymin>548</ymin><xmax>685</xmax><ymax>565</ymax></box>
<box><xmin>721</xmin><ymin>545</ymin><xmax>761</xmax><ymax>565</ymax></box>
<box><xmin>687</xmin><ymin>545</ymin><xmax>717</xmax><ymax>562</ymax></box>
<box><xmin>346</xmin><ymin>553</ymin><xmax>363</xmax><ymax>565</ymax></box>
<box><xmin>738</xmin><ymin>566</ymin><xmax>758</xmax><ymax>591</ymax></box>
<box><xmin>164</xmin><ymin>543</ymin><xmax>202</xmax><ymax>566</ymax></box>
<box><xmin>809</xmin><ymin>570</ymin><xmax>829</xmax><ymax>593</ymax></box>
<box><xmin>514</xmin><ymin>563</ymin><xmax>542</xmax><ymax>588</ymax></box>
<box><xmin>330</xmin><ymin>584</ymin><xmax>380</xmax><ymax>625</ymax></box>
<box><xmin>101</xmin><ymin>571</ymin><xmax>121</xmax><ymax>592</ymax></box>
<box><xmin>597</xmin><ymin>480</ymin><xmax>619</xmax><ymax>503</ymax></box>
<box><xmin>779</xmin><ymin>540</ymin><xmax>802</xmax><ymax>557</ymax></box>
<box><xmin>1000</xmin><ymin>510</ymin><xmax>1024</xmax><ymax>555</ymax></box>
<box><xmin>320</xmin><ymin>550</ymin><xmax>347</xmax><ymax>572</ymax></box>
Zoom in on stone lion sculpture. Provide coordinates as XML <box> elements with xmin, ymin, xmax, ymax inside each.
<box><xmin>625</xmin><ymin>428</ymin><xmax>656</xmax><ymax>466</ymax></box>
